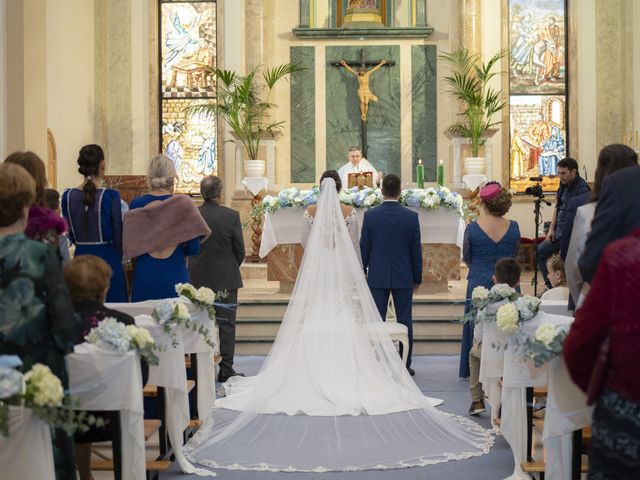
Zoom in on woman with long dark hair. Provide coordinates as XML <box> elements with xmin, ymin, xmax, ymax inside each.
<box><xmin>61</xmin><ymin>144</ymin><xmax>128</xmax><ymax>302</ymax></box>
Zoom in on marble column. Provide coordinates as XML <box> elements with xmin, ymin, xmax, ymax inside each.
<box><xmin>245</xmin><ymin>0</ymin><xmax>264</xmax><ymax>72</ymax></box>
<box><xmin>595</xmin><ymin>0</ymin><xmax>635</xmax><ymax>150</ymax></box>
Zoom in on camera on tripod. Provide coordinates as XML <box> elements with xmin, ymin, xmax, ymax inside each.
<box><xmin>525</xmin><ymin>177</ymin><xmax>544</xmax><ymax>198</ymax></box>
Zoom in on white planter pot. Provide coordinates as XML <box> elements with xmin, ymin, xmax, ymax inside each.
<box><xmin>245</xmin><ymin>159</ymin><xmax>266</xmax><ymax>177</ymax></box>
<box><xmin>463</xmin><ymin>157</ymin><xmax>486</xmax><ymax>175</ymax></box>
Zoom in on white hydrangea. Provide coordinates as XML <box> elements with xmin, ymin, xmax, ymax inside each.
<box><xmin>24</xmin><ymin>364</ymin><xmax>64</xmax><ymax>407</ymax></box>
<box><xmin>421</xmin><ymin>194</ymin><xmax>439</xmax><ymax>209</ymax></box>
<box><xmin>363</xmin><ymin>193</ymin><xmax>377</xmax><ymax>207</ymax></box>
<box><xmin>491</xmin><ymin>283</ymin><xmax>515</xmax><ymax>298</ymax></box>
<box><xmin>535</xmin><ymin>323</ymin><xmax>558</xmax><ymax>347</ymax></box>
<box><xmin>496</xmin><ymin>303</ymin><xmax>519</xmax><ymax>333</ymax></box>
<box><xmin>126</xmin><ymin>325</ymin><xmax>154</xmax><ymax>349</ymax></box>
<box><xmin>196</xmin><ymin>287</ymin><xmax>216</xmax><ymax>304</ymax></box>
<box><xmin>472</xmin><ymin>286</ymin><xmax>490</xmax><ymax>300</ymax></box>
<box><xmin>175</xmin><ymin>283</ymin><xmax>197</xmax><ymax>297</ymax></box>
<box><xmin>175</xmin><ymin>302</ymin><xmax>191</xmax><ymax>321</ymax></box>
<box><xmin>438</xmin><ymin>186</ymin><xmax>451</xmax><ymax>195</ymax></box>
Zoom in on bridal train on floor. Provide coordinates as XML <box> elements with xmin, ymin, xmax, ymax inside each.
<box><xmin>184</xmin><ymin>178</ymin><xmax>494</xmax><ymax>473</ymax></box>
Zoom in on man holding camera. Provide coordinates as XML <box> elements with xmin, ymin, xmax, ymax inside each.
<box><xmin>538</xmin><ymin>157</ymin><xmax>590</xmax><ymax>289</ymax></box>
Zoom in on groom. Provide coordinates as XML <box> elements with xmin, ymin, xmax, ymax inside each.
<box><xmin>360</xmin><ymin>174</ymin><xmax>422</xmax><ymax>375</ymax></box>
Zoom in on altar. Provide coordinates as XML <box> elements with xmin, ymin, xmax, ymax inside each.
<box><xmin>259</xmin><ymin>207</ymin><xmax>464</xmax><ymax>293</ymax></box>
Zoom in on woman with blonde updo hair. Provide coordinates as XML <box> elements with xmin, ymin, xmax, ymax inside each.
<box><xmin>124</xmin><ymin>154</ymin><xmax>210</xmax><ymax>301</ymax></box>
<box><xmin>61</xmin><ymin>144</ymin><xmax>128</xmax><ymax>301</ymax></box>
<box><xmin>0</xmin><ymin>162</ymin><xmax>80</xmax><ymax>480</ymax></box>
<box><xmin>459</xmin><ymin>182</ymin><xmax>521</xmax><ymax>383</ymax></box>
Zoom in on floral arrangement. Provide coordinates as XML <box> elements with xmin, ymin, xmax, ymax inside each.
<box><xmin>175</xmin><ymin>283</ymin><xmax>227</xmax><ymax>322</ymax></box>
<box><xmin>151</xmin><ymin>300</ymin><xmax>216</xmax><ymax>350</ymax></box>
<box><xmin>86</xmin><ymin>318</ymin><xmax>159</xmax><ymax>366</ymax></box>
<box><xmin>519</xmin><ymin>323</ymin><xmax>568</xmax><ymax>368</ymax></box>
<box><xmin>254</xmin><ymin>186</ymin><xmax>465</xmax><ymax>218</ymax></box>
<box><xmin>0</xmin><ymin>363</ymin><xmax>103</xmax><ymax>437</ymax></box>
<box><xmin>463</xmin><ymin>283</ymin><xmax>519</xmax><ymax>324</ymax></box>
<box><xmin>495</xmin><ymin>295</ymin><xmax>541</xmax><ymax>333</ymax></box>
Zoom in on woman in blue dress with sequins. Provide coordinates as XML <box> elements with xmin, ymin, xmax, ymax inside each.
<box><xmin>459</xmin><ymin>183</ymin><xmax>520</xmax><ymax>378</ymax></box>
<box><xmin>128</xmin><ymin>155</ymin><xmax>202</xmax><ymax>301</ymax></box>
<box><xmin>61</xmin><ymin>145</ymin><xmax>128</xmax><ymax>302</ymax></box>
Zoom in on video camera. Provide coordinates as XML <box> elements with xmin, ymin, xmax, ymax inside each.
<box><xmin>525</xmin><ymin>177</ymin><xmax>544</xmax><ymax>198</ymax></box>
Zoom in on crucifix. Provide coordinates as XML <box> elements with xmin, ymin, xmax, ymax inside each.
<box><xmin>332</xmin><ymin>50</ymin><xmax>395</xmax><ymax>157</ymax></box>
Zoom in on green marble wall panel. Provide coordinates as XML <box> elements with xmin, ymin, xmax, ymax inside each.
<box><xmin>411</xmin><ymin>44</ymin><xmax>437</xmax><ymax>181</ymax></box>
<box><xmin>326</xmin><ymin>45</ymin><xmax>401</xmax><ymax>177</ymax></box>
<box><xmin>290</xmin><ymin>46</ymin><xmax>316</xmax><ymax>183</ymax></box>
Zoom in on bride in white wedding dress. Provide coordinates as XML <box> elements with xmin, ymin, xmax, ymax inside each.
<box><xmin>184</xmin><ymin>176</ymin><xmax>494</xmax><ymax>473</ymax></box>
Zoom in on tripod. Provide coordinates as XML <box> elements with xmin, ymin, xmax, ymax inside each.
<box><xmin>532</xmin><ymin>194</ymin><xmax>552</xmax><ymax>297</ymax></box>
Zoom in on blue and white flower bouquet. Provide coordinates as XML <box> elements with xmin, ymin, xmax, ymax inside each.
<box><xmin>85</xmin><ymin>318</ymin><xmax>159</xmax><ymax>366</ymax></box>
<box><xmin>462</xmin><ymin>283</ymin><xmax>518</xmax><ymax>324</ymax></box>
<box><xmin>495</xmin><ymin>295</ymin><xmax>541</xmax><ymax>333</ymax></box>
<box><xmin>518</xmin><ymin>323</ymin><xmax>568</xmax><ymax>368</ymax></box>
<box><xmin>175</xmin><ymin>282</ymin><xmax>227</xmax><ymax>323</ymax></box>
<box><xmin>151</xmin><ymin>300</ymin><xmax>216</xmax><ymax>350</ymax></box>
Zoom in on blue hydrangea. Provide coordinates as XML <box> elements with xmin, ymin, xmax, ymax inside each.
<box><xmin>0</xmin><ymin>367</ymin><xmax>24</xmax><ymax>399</ymax></box>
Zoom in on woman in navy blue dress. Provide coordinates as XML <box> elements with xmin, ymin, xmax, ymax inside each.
<box><xmin>129</xmin><ymin>155</ymin><xmax>201</xmax><ymax>301</ymax></box>
<box><xmin>61</xmin><ymin>145</ymin><xmax>128</xmax><ymax>302</ymax></box>
<box><xmin>459</xmin><ymin>183</ymin><xmax>520</xmax><ymax>378</ymax></box>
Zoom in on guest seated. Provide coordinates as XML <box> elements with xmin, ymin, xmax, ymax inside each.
<box><xmin>63</xmin><ymin>255</ymin><xmax>147</xmax><ymax>480</ymax></box>
<box><xmin>0</xmin><ymin>162</ymin><xmax>80</xmax><ymax>480</ymax></box>
<box><xmin>124</xmin><ymin>154</ymin><xmax>210</xmax><ymax>301</ymax></box>
<box><xmin>564</xmin><ymin>228</ymin><xmax>640</xmax><ymax>479</ymax></box>
<box><xmin>540</xmin><ymin>253</ymin><xmax>568</xmax><ymax>301</ymax></box>
<box><xmin>469</xmin><ymin>257</ymin><xmax>521</xmax><ymax>416</ymax></box>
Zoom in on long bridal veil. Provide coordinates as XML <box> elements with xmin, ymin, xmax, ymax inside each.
<box><xmin>184</xmin><ymin>178</ymin><xmax>493</xmax><ymax>472</ymax></box>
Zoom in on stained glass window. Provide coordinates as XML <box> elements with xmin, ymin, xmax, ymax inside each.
<box><xmin>508</xmin><ymin>0</ymin><xmax>567</xmax><ymax>193</ymax></box>
<box><xmin>160</xmin><ymin>1</ymin><xmax>217</xmax><ymax>192</ymax></box>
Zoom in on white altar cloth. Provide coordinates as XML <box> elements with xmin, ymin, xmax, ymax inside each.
<box><xmin>259</xmin><ymin>206</ymin><xmax>465</xmax><ymax>258</ymax></box>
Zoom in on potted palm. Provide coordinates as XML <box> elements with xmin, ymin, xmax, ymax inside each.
<box><xmin>439</xmin><ymin>48</ymin><xmax>507</xmax><ymax>175</ymax></box>
<box><xmin>188</xmin><ymin>63</ymin><xmax>302</xmax><ymax>177</ymax></box>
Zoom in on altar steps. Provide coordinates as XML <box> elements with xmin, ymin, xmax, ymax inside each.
<box><xmin>235</xmin><ymin>300</ymin><xmax>465</xmax><ymax>355</ymax></box>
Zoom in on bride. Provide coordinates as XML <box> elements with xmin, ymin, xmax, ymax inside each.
<box><xmin>184</xmin><ymin>172</ymin><xmax>494</xmax><ymax>473</ymax></box>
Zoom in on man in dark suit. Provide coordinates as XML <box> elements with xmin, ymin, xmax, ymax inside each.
<box><xmin>579</xmin><ymin>165</ymin><xmax>640</xmax><ymax>283</ymax></box>
<box><xmin>360</xmin><ymin>174</ymin><xmax>422</xmax><ymax>375</ymax></box>
<box><xmin>189</xmin><ymin>176</ymin><xmax>245</xmax><ymax>382</ymax></box>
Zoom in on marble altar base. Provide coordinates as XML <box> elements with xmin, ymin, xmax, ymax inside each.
<box><xmin>267</xmin><ymin>243</ymin><xmax>460</xmax><ymax>294</ymax></box>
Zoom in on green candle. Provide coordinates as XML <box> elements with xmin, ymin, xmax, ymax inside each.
<box><xmin>416</xmin><ymin>159</ymin><xmax>425</xmax><ymax>189</ymax></box>
<box><xmin>437</xmin><ymin>159</ymin><xmax>444</xmax><ymax>187</ymax></box>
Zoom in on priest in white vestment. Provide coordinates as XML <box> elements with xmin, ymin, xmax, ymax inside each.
<box><xmin>338</xmin><ymin>146</ymin><xmax>383</xmax><ymax>189</ymax></box>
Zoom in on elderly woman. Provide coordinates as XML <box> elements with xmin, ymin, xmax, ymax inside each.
<box><xmin>564</xmin><ymin>228</ymin><xmax>640</xmax><ymax>478</ymax></box>
<box><xmin>125</xmin><ymin>154</ymin><xmax>210</xmax><ymax>301</ymax></box>
<box><xmin>0</xmin><ymin>163</ymin><xmax>81</xmax><ymax>480</ymax></box>
<box><xmin>460</xmin><ymin>182</ymin><xmax>521</xmax><ymax>385</ymax></box>
<box><xmin>63</xmin><ymin>255</ymin><xmax>147</xmax><ymax>480</ymax></box>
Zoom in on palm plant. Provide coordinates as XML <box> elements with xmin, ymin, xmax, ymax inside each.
<box><xmin>439</xmin><ymin>48</ymin><xmax>507</xmax><ymax>157</ymax></box>
<box><xmin>187</xmin><ymin>63</ymin><xmax>302</xmax><ymax>160</ymax></box>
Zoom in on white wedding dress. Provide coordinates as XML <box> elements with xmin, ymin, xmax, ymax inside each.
<box><xmin>184</xmin><ymin>178</ymin><xmax>494</xmax><ymax>473</ymax></box>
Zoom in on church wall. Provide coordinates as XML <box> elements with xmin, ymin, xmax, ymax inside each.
<box><xmin>0</xmin><ymin>0</ymin><xmax>6</xmax><ymax>158</ymax></box>
<box><xmin>46</xmin><ymin>0</ymin><xmax>95</xmax><ymax>190</ymax></box>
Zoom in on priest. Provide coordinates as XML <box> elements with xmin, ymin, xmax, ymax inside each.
<box><xmin>338</xmin><ymin>146</ymin><xmax>383</xmax><ymax>189</ymax></box>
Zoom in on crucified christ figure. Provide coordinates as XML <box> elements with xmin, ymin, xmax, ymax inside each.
<box><xmin>340</xmin><ymin>59</ymin><xmax>386</xmax><ymax>121</ymax></box>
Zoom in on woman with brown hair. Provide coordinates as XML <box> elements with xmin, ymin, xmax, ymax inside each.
<box><xmin>460</xmin><ymin>182</ymin><xmax>521</xmax><ymax>388</ymax></box>
<box><xmin>0</xmin><ymin>162</ymin><xmax>81</xmax><ymax>480</ymax></box>
<box><xmin>61</xmin><ymin>144</ymin><xmax>128</xmax><ymax>302</ymax></box>
<box><xmin>4</xmin><ymin>151</ymin><xmax>68</xmax><ymax>251</ymax></box>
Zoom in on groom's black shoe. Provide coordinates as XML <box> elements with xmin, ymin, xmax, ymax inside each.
<box><xmin>218</xmin><ymin>371</ymin><xmax>245</xmax><ymax>383</ymax></box>
<box><xmin>407</xmin><ymin>367</ymin><xmax>415</xmax><ymax>376</ymax></box>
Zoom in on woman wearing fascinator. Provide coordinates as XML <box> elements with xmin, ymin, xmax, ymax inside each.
<box><xmin>459</xmin><ymin>182</ymin><xmax>521</xmax><ymax>385</ymax></box>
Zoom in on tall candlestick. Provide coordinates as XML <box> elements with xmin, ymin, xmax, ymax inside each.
<box><xmin>416</xmin><ymin>159</ymin><xmax>425</xmax><ymax>189</ymax></box>
<box><xmin>437</xmin><ymin>159</ymin><xmax>444</xmax><ymax>187</ymax></box>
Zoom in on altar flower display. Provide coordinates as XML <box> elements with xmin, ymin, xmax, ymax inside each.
<box><xmin>256</xmin><ymin>186</ymin><xmax>464</xmax><ymax>218</ymax></box>
<box><xmin>519</xmin><ymin>323</ymin><xmax>569</xmax><ymax>367</ymax></box>
<box><xmin>152</xmin><ymin>300</ymin><xmax>216</xmax><ymax>350</ymax></box>
<box><xmin>0</xmin><ymin>363</ymin><xmax>104</xmax><ymax>437</ymax></box>
<box><xmin>86</xmin><ymin>317</ymin><xmax>159</xmax><ymax>365</ymax></box>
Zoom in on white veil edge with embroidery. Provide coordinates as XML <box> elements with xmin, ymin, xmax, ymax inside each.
<box><xmin>184</xmin><ymin>178</ymin><xmax>494</xmax><ymax>473</ymax></box>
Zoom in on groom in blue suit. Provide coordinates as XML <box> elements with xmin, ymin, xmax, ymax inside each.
<box><xmin>360</xmin><ymin>174</ymin><xmax>422</xmax><ymax>375</ymax></box>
